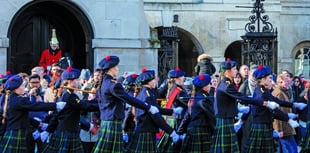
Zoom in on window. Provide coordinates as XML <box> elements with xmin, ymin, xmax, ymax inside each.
<box><xmin>295</xmin><ymin>47</ymin><xmax>310</xmax><ymax>80</ymax></box>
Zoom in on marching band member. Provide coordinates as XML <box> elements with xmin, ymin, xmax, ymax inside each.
<box><xmin>181</xmin><ymin>74</ymin><xmax>215</xmax><ymax>153</ymax></box>
<box><xmin>244</xmin><ymin>66</ymin><xmax>305</xmax><ymax>153</ymax></box>
<box><xmin>0</xmin><ymin>75</ymin><xmax>66</xmax><ymax>152</ymax></box>
<box><xmin>157</xmin><ymin>68</ymin><xmax>189</xmax><ymax>153</ymax></box>
<box><xmin>210</xmin><ymin>59</ymin><xmax>279</xmax><ymax>153</ymax></box>
<box><xmin>128</xmin><ymin>69</ymin><xmax>181</xmax><ymax>153</ymax></box>
<box><xmin>92</xmin><ymin>56</ymin><xmax>160</xmax><ymax>153</ymax></box>
<box><xmin>44</xmin><ymin>67</ymin><xmax>99</xmax><ymax>153</ymax></box>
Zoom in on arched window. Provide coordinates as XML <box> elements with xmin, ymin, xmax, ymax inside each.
<box><xmin>295</xmin><ymin>47</ymin><xmax>310</xmax><ymax>80</ymax></box>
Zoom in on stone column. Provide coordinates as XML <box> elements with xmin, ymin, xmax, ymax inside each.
<box><xmin>92</xmin><ymin>0</ymin><xmax>157</xmax><ymax>75</ymax></box>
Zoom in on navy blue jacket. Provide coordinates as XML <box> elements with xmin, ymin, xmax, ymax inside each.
<box><xmin>189</xmin><ymin>90</ymin><xmax>215</xmax><ymax>130</ymax></box>
<box><xmin>99</xmin><ymin>74</ymin><xmax>150</xmax><ymax>121</ymax></box>
<box><xmin>216</xmin><ymin>77</ymin><xmax>264</xmax><ymax>118</ymax></box>
<box><xmin>5</xmin><ymin>93</ymin><xmax>56</xmax><ymax>130</ymax></box>
<box><xmin>252</xmin><ymin>85</ymin><xmax>290</xmax><ymax>124</ymax></box>
<box><xmin>135</xmin><ymin>87</ymin><xmax>173</xmax><ymax>134</ymax></box>
<box><xmin>167</xmin><ymin>84</ymin><xmax>189</xmax><ymax>119</ymax></box>
<box><xmin>54</xmin><ymin>89</ymin><xmax>99</xmax><ymax>133</ymax></box>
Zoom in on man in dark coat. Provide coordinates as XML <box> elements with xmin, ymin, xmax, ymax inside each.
<box><xmin>195</xmin><ymin>53</ymin><xmax>216</xmax><ymax>76</ymax></box>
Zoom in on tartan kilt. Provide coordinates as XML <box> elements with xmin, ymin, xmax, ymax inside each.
<box><xmin>181</xmin><ymin>126</ymin><xmax>212</xmax><ymax>153</ymax></box>
<box><xmin>127</xmin><ymin>132</ymin><xmax>157</xmax><ymax>153</ymax></box>
<box><xmin>210</xmin><ymin>118</ymin><xmax>239</xmax><ymax>153</ymax></box>
<box><xmin>0</xmin><ymin>129</ymin><xmax>27</xmax><ymax>152</ymax></box>
<box><xmin>92</xmin><ymin>120</ymin><xmax>123</xmax><ymax>153</ymax></box>
<box><xmin>244</xmin><ymin>123</ymin><xmax>274</xmax><ymax>153</ymax></box>
<box><xmin>300</xmin><ymin>120</ymin><xmax>310</xmax><ymax>153</ymax></box>
<box><xmin>157</xmin><ymin>118</ymin><xmax>176</xmax><ymax>153</ymax></box>
<box><xmin>44</xmin><ymin>131</ymin><xmax>84</xmax><ymax>153</ymax></box>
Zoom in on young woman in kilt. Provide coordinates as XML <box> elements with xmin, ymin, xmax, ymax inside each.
<box><xmin>0</xmin><ymin>74</ymin><xmax>66</xmax><ymax>152</ymax></box>
<box><xmin>92</xmin><ymin>56</ymin><xmax>160</xmax><ymax>153</ymax></box>
<box><xmin>157</xmin><ymin>68</ymin><xmax>189</xmax><ymax>153</ymax></box>
<box><xmin>43</xmin><ymin>67</ymin><xmax>99</xmax><ymax>153</ymax></box>
<box><xmin>127</xmin><ymin>68</ymin><xmax>181</xmax><ymax>153</ymax></box>
<box><xmin>244</xmin><ymin>66</ymin><xmax>305</xmax><ymax>153</ymax></box>
<box><xmin>122</xmin><ymin>73</ymin><xmax>139</xmax><ymax>149</ymax></box>
<box><xmin>210</xmin><ymin>59</ymin><xmax>280</xmax><ymax>153</ymax></box>
<box><xmin>181</xmin><ymin>74</ymin><xmax>215</xmax><ymax>153</ymax></box>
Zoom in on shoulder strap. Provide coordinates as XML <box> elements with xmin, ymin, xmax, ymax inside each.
<box><xmin>166</xmin><ymin>87</ymin><xmax>182</xmax><ymax>109</ymax></box>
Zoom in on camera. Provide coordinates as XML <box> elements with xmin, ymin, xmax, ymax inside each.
<box><xmin>35</xmin><ymin>88</ymin><xmax>41</xmax><ymax>96</ymax></box>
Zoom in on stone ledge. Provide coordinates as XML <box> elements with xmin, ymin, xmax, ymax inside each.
<box><xmin>144</xmin><ymin>0</ymin><xmax>203</xmax><ymax>3</ymax></box>
<box><xmin>92</xmin><ymin>38</ymin><xmax>151</xmax><ymax>48</ymax></box>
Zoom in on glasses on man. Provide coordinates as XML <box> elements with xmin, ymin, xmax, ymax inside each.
<box><xmin>30</xmin><ymin>81</ymin><xmax>40</xmax><ymax>84</ymax></box>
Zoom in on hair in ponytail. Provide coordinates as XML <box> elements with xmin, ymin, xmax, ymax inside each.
<box><xmin>216</xmin><ymin>72</ymin><xmax>224</xmax><ymax>88</ymax></box>
<box><xmin>2</xmin><ymin>90</ymin><xmax>11</xmax><ymax>124</ymax></box>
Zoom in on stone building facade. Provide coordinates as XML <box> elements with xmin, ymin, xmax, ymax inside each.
<box><xmin>0</xmin><ymin>0</ymin><xmax>309</xmax><ymax>79</ymax></box>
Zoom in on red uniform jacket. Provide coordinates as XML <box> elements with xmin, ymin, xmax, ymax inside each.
<box><xmin>39</xmin><ymin>49</ymin><xmax>62</xmax><ymax>71</ymax></box>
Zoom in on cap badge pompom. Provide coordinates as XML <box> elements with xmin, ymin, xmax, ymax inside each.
<box><xmin>9</xmin><ymin>78</ymin><xmax>13</xmax><ymax>81</ymax></box>
<box><xmin>199</xmin><ymin>75</ymin><xmax>204</xmax><ymax>80</ymax></box>
<box><xmin>176</xmin><ymin>68</ymin><xmax>180</xmax><ymax>71</ymax></box>
<box><xmin>132</xmin><ymin>73</ymin><xmax>137</xmax><ymax>78</ymax></box>
<box><xmin>258</xmin><ymin>65</ymin><xmax>263</xmax><ymax>70</ymax></box>
<box><xmin>67</xmin><ymin>66</ymin><xmax>72</xmax><ymax>72</ymax></box>
<box><xmin>227</xmin><ymin>58</ymin><xmax>231</xmax><ymax>62</ymax></box>
<box><xmin>142</xmin><ymin>68</ymin><xmax>147</xmax><ymax>73</ymax></box>
<box><xmin>105</xmin><ymin>56</ymin><xmax>111</xmax><ymax>60</ymax></box>
<box><xmin>0</xmin><ymin>74</ymin><xmax>3</xmax><ymax>78</ymax></box>
<box><xmin>6</xmin><ymin>71</ymin><xmax>11</xmax><ymax>75</ymax></box>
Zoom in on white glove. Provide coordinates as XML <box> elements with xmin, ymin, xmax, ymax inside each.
<box><xmin>288</xmin><ymin>113</ymin><xmax>298</xmax><ymax>119</ymax></box>
<box><xmin>180</xmin><ymin>133</ymin><xmax>186</xmax><ymax>140</ymax></box>
<box><xmin>41</xmin><ymin>123</ymin><xmax>48</xmax><ymax>131</ymax></box>
<box><xmin>234</xmin><ymin>120</ymin><xmax>243</xmax><ymax>132</ymax></box>
<box><xmin>40</xmin><ymin>131</ymin><xmax>49</xmax><ymax>142</ymax></box>
<box><xmin>273</xmin><ymin>130</ymin><xmax>279</xmax><ymax>138</ymax></box>
<box><xmin>56</xmin><ymin>102</ymin><xmax>67</xmax><ymax>112</ymax></box>
<box><xmin>88</xmin><ymin>123</ymin><xmax>95</xmax><ymax>132</ymax></box>
<box><xmin>170</xmin><ymin>131</ymin><xmax>180</xmax><ymax>143</ymax></box>
<box><xmin>266</xmin><ymin>101</ymin><xmax>279</xmax><ymax>110</ymax></box>
<box><xmin>173</xmin><ymin>107</ymin><xmax>183</xmax><ymax>115</ymax></box>
<box><xmin>238</xmin><ymin>106</ymin><xmax>250</xmax><ymax>114</ymax></box>
<box><xmin>33</xmin><ymin>117</ymin><xmax>42</xmax><ymax>122</ymax></box>
<box><xmin>32</xmin><ymin>130</ymin><xmax>40</xmax><ymax>140</ymax></box>
<box><xmin>148</xmin><ymin>105</ymin><xmax>159</xmax><ymax>114</ymax></box>
<box><xmin>123</xmin><ymin>133</ymin><xmax>129</xmax><ymax>143</ymax></box>
<box><xmin>288</xmin><ymin>119</ymin><xmax>299</xmax><ymax>128</ymax></box>
<box><xmin>294</xmin><ymin>103</ymin><xmax>307</xmax><ymax>110</ymax></box>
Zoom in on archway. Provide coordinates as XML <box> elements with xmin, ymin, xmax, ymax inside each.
<box><xmin>156</xmin><ymin>26</ymin><xmax>203</xmax><ymax>80</ymax></box>
<box><xmin>8</xmin><ymin>0</ymin><xmax>94</xmax><ymax>74</ymax></box>
<box><xmin>178</xmin><ymin>28</ymin><xmax>204</xmax><ymax>77</ymax></box>
<box><xmin>225</xmin><ymin>41</ymin><xmax>242</xmax><ymax>66</ymax></box>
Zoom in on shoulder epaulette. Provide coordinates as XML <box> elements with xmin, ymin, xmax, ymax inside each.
<box><xmin>225</xmin><ymin>80</ymin><xmax>231</xmax><ymax>85</ymax></box>
<box><xmin>67</xmin><ymin>89</ymin><xmax>72</xmax><ymax>94</ymax></box>
<box><xmin>203</xmin><ymin>93</ymin><xmax>207</xmax><ymax>97</ymax></box>
<box><xmin>146</xmin><ymin>90</ymin><xmax>150</xmax><ymax>97</ymax></box>
<box><xmin>111</xmin><ymin>80</ymin><xmax>117</xmax><ymax>83</ymax></box>
<box><xmin>75</xmin><ymin>98</ymin><xmax>81</xmax><ymax>103</ymax></box>
<box><xmin>260</xmin><ymin>87</ymin><xmax>264</xmax><ymax>93</ymax></box>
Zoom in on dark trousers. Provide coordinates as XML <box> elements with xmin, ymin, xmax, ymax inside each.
<box><xmin>82</xmin><ymin>141</ymin><xmax>96</xmax><ymax>153</ymax></box>
<box><xmin>26</xmin><ymin>129</ymin><xmax>46</xmax><ymax>153</ymax></box>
